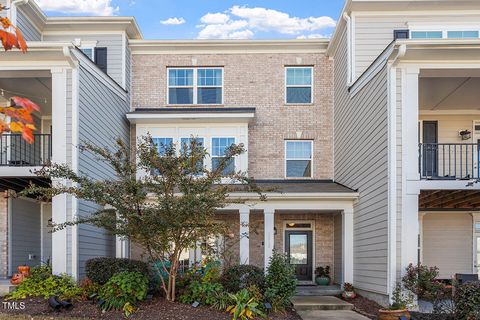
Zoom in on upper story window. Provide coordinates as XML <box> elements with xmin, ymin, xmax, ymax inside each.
<box><xmin>285</xmin><ymin>67</ymin><xmax>313</xmax><ymax>104</ymax></box>
<box><xmin>410</xmin><ymin>31</ymin><xmax>443</xmax><ymax>39</ymax></box>
<box><xmin>447</xmin><ymin>31</ymin><xmax>479</xmax><ymax>39</ymax></box>
<box><xmin>212</xmin><ymin>137</ymin><xmax>235</xmax><ymax>176</ymax></box>
<box><xmin>168</xmin><ymin>68</ymin><xmax>223</xmax><ymax>105</ymax></box>
<box><xmin>285</xmin><ymin>140</ymin><xmax>312</xmax><ymax>178</ymax></box>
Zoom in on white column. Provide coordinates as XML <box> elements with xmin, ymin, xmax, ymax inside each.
<box><xmin>418</xmin><ymin>212</ymin><xmax>427</xmax><ymax>263</ymax></box>
<box><xmin>264</xmin><ymin>208</ymin><xmax>275</xmax><ymax>271</ymax></box>
<box><xmin>239</xmin><ymin>208</ymin><xmax>250</xmax><ymax>265</ymax></box>
<box><xmin>116</xmin><ymin>237</ymin><xmax>130</xmax><ymax>258</ymax></box>
<box><xmin>51</xmin><ymin>68</ymin><xmax>68</xmax><ymax>275</ymax></box>
<box><xmin>401</xmin><ymin>194</ymin><xmax>420</xmax><ymax>276</ymax></box>
<box><xmin>342</xmin><ymin>208</ymin><xmax>354</xmax><ymax>285</ymax></box>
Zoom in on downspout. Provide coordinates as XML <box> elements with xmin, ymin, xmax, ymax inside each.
<box><xmin>343</xmin><ymin>12</ymin><xmax>352</xmax><ymax>85</ymax></box>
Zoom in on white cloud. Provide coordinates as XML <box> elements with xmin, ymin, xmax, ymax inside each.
<box><xmin>197</xmin><ymin>20</ymin><xmax>251</xmax><ymax>39</ymax></box>
<box><xmin>160</xmin><ymin>17</ymin><xmax>186</xmax><ymax>25</ymax></box>
<box><xmin>196</xmin><ymin>6</ymin><xmax>336</xmax><ymax>39</ymax></box>
<box><xmin>36</xmin><ymin>0</ymin><xmax>118</xmax><ymax>16</ymax></box>
<box><xmin>200</xmin><ymin>12</ymin><xmax>230</xmax><ymax>25</ymax></box>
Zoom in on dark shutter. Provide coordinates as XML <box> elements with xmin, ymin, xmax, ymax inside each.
<box><xmin>94</xmin><ymin>47</ymin><xmax>108</xmax><ymax>73</ymax></box>
<box><xmin>393</xmin><ymin>29</ymin><xmax>410</xmax><ymax>40</ymax></box>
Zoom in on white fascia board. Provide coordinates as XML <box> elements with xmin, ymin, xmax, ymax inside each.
<box><xmin>127</xmin><ymin>112</ymin><xmax>255</xmax><ymax>124</ymax></box>
<box><xmin>227</xmin><ymin>192</ymin><xmax>359</xmax><ymax>200</ymax></box>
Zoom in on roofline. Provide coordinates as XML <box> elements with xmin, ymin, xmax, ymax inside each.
<box><xmin>326</xmin><ymin>0</ymin><xmax>351</xmax><ymax>56</ymax></box>
<box><xmin>129</xmin><ymin>39</ymin><xmax>329</xmax><ymax>54</ymax></box>
<box><xmin>227</xmin><ymin>192</ymin><xmax>360</xmax><ymax>200</ymax></box>
<box><xmin>44</xmin><ymin>16</ymin><xmax>143</xmax><ymax>39</ymax></box>
<box><xmin>130</xmin><ymin>107</ymin><xmax>256</xmax><ymax>114</ymax></box>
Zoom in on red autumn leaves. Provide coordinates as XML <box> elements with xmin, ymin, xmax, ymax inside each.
<box><xmin>0</xmin><ymin>97</ymin><xmax>41</xmax><ymax>144</ymax></box>
<box><xmin>0</xmin><ymin>5</ymin><xmax>40</xmax><ymax>144</ymax></box>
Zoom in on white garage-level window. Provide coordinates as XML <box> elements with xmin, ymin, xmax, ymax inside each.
<box><xmin>168</xmin><ymin>68</ymin><xmax>223</xmax><ymax>105</ymax></box>
<box><xmin>285</xmin><ymin>67</ymin><xmax>313</xmax><ymax>104</ymax></box>
<box><xmin>211</xmin><ymin>137</ymin><xmax>235</xmax><ymax>176</ymax></box>
<box><xmin>285</xmin><ymin>140</ymin><xmax>313</xmax><ymax>178</ymax></box>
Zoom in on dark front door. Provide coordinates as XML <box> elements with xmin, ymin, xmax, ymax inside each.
<box><xmin>422</xmin><ymin>121</ymin><xmax>438</xmax><ymax>177</ymax></box>
<box><xmin>285</xmin><ymin>230</ymin><xmax>313</xmax><ymax>281</ymax></box>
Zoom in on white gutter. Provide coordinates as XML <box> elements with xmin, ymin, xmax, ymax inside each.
<box><xmin>391</xmin><ymin>44</ymin><xmax>407</xmax><ymax>67</ymax></box>
<box><xmin>343</xmin><ymin>12</ymin><xmax>353</xmax><ymax>85</ymax></box>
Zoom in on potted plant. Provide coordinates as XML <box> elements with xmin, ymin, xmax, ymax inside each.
<box><xmin>315</xmin><ymin>266</ymin><xmax>330</xmax><ymax>286</ymax></box>
<box><xmin>378</xmin><ymin>283</ymin><xmax>413</xmax><ymax>320</ymax></box>
<box><xmin>342</xmin><ymin>282</ymin><xmax>356</xmax><ymax>299</ymax></box>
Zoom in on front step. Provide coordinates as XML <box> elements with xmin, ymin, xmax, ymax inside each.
<box><xmin>0</xmin><ymin>280</ymin><xmax>17</xmax><ymax>296</ymax></box>
<box><xmin>291</xmin><ymin>296</ymin><xmax>353</xmax><ymax>311</ymax></box>
<box><xmin>295</xmin><ymin>285</ymin><xmax>343</xmax><ymax>296</ymax></box>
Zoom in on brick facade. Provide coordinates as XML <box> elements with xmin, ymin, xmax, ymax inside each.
<box><xmin>131</xmin><ymin>52</ymin><xmax>334</xmax><ymax>180</ymax></box>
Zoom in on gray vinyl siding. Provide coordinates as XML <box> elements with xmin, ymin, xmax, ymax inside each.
<box><xmin>16</xmin><ymin>8</ymin><xmax>41</xmax><ymax>41</ymax></box>
<box><xmin>333</xmin><ymin>214</ymin><xmax>343</xmax><ymax>285</ymax></box>
<box><xmin>334</xmin><ymin>26</ymin><xmax>390</xmax><ymax>295</ymax></box>
<box><xmin>0</xmin><ymin>0</ymin><xmax>6</xmax><ymax>17</ymax></box>
<box><xmin>43</xmin><ymin>34</ymin><xmax>124</xmax><ymax>86</ymax></box>
<box><xmin>11</xmin><ymin>198</ymin><xmax>41</xmax><ymax>270</ymax></box>
<box><xmin>354</xmin><ymin>13</ymin><xmax>480</xmax><ymax>77</ymax></box>
<box><xmin>76</xmin><ymin>62</ymin><xmax>129</xmax><ymax>277</ymax></box>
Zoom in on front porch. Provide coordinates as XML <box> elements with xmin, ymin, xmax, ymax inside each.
<box><xmin>419</xmin><ymin>190</ymin><xmax>480</xmax><ymax>280</ymax></box>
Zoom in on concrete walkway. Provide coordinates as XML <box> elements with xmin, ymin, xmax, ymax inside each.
<box><xmin>297</xmin><ymin>310</ymin><xmax>371</xmax><ymax>320</ymax></box>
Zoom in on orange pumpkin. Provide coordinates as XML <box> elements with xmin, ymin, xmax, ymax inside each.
<box><xmin>18</xmin><ymin>265</ymin><xmax>30</xmax><ymax>277</ymax></box>
<box><xmin>10</xmin><ymin>273</ymin><xmax>23</xmax><ymax>285</ymax></box>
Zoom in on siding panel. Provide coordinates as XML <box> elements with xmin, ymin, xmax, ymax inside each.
<box><xmin>77</xmin><ymin>63</ymin><xmax>129</xmax><ymax>277</ymax></box>
<box><xmin>334</xmin><ymin>26</ymin><xmax>390</xmax><ymax>296</ymax></box>
<box><xmin>16</xmin><ymin>8</ymin><xmax>41</xmax><ymax>41</ymax></box>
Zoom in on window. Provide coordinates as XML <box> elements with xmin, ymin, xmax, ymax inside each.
<box><xmin>180</xmin><ymin>137</ymin><xmax>204</xmax><ymax>173</ymax></box>
<box><xmin>197</xmin><ymin>69</ymin><xmax>223</xmax><ymax>104</ymax></box>
<box><xmin>285</xmin><ymin>141</ymin><xmax>312</xmax><ymax>178</ymax></box>
<box><xmin>152</xmin><ymin>137</ymin><xmax>173</xmax><ymax>155</ymax></box>
<box><xmin>81</xmin><ymin>48</ymin><xmax>94</xmax><ymax>61</ymax></box>
<box><xmin>285</xmin><ymin>67</ymin><xmax>312</xmax><ymax>104</ymax></box>
<box><xmin>168</xmin><ymin>69</ymin><xmax>194</xmax><ymax>104</ymax></box>
<box><xmin>447</xmin><ymin>31</ymin><xmax>479</xmax><ymax>39</ymax></box>
<box><xmin>168</xmin><ymin>68</ymin><xmax>223</xmax><ymax>105</ymax></box>
<box><xmin>393</xmin><ymin>29</ymin><xmax>410</xmax><ymax>40</ymax></box>
<box><xmin>410</xmin><ymin>31</ymin><xmax>443</xmax><ymax>39</ymax></box>
<box><xmin>211</xmin><ymin>137</ymin><xmax>235</xmax><ymax>176</ymax></box>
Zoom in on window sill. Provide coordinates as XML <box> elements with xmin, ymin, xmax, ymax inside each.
<box><xmin>284</xmin><ymin>103</ymin><xmax>315</xmax><ymax>107</ymax></box>
<box><xmin>165</xmin><ymin>104</ymin><xmax>225</xmax><ymax>107</ymax></box>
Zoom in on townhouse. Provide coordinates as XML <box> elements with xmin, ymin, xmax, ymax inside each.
<box><xmin>1</xmin><ymin>0</ymin><xmax>479</xmax><ymax>306</ymax></box>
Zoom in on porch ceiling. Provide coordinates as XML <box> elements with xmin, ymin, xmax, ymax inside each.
<box><xmin>0</xmin><ymin>177</ymin><xmax>50</xmax><ymax>193</ymax></box>
<box><xmin>420</xmin><ymin>189</ymin><xmax>480</xmax><ymax>210</ymax></box>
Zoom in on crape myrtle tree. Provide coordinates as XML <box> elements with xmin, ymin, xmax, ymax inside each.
<box><xmin>0</xmin><ymin>5</ymin><xmax>40</xmax><ymax>143</ymax></box>
<box><xmin>23</xmin><ymin>136</ymin><xmax>264</xmax><ymax>301</ymax></box>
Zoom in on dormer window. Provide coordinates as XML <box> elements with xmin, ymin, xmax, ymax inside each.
<box><xmin>447</xmin><ymin>31</ymin><xmax>479</xmax><ymax>39</ymax></box>
<box><xmin>81</xmin><ymin>48</ymin><xmax>94</xmax><ymax>61</ymax></box>
<box><xmin>411</xmin><ymin>31</ymin><xmax>443</xmax><ymax>39</ymax></box>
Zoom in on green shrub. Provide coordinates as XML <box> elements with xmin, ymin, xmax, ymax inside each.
<box><xmin>264</xmin><ymin>251</ymin><xmax>297</xmax><ymax>311</ymax></box>
<box><xmin>389</xmin><ymin>283</ymin><xmax>414</xmax><ymax>310</ymax></box>
<box><xmin>212</xmin><ymin>291</ymin><xmax>234</xmax><ymax>311</ymax></box>
<box><xmin>454</xmin><ymin>281</ymin><xmax>480</xmax><ymax>320</ymax></box>
<box><xmin>178</xmin><ymin>280</ymin><xmax>224</xmax><ymax>305</ymax></box>
<box><xmin>7</xmin><ymin>266</ymin><xmax>82</xmax><ymax>300</ymax></box>
<box><xmin>85</xmin><ymin>257</ymin><xmax>148</xmax><ymax>285</ymax></box>
<box><xmin>402</xmin><ymin>263</ymin><xmax>444</xmax><ymax>301</ymax></box>
<box><xmin>226</xmin><ymin>288</ymin><xmax>266</xmax><ymax>320</ymax></box>
<box><xmin>221</xmin><ymin>265</ymin><xmax>265</xmax><ymax>293</ymax></box>
<box><xmin>99</xmin><ymin>271</ymin><xmax>148</xmax><ymax>313</ymax></box>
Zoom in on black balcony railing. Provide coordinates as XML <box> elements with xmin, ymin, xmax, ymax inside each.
<box><xmin>419</xmin><ymin>143</ymin><xmax>480</xmax><ymax>180</ymax></box>
<box><xmin>0</xmin><ymin>134</ymin><xmax>52</xmax><ymax>166</ymax></box>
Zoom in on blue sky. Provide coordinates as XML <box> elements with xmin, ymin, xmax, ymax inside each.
<box><xmin>36</xmin><ymin>0</ymin><xmax>345</xmax><ymax>39</ymax></box>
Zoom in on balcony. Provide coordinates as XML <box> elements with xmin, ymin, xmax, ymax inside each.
<box><xmin>419</xmin><ymin>143</ymin><xmax>479</xmax><ymax>180</ymax></box>
<box><xmin>0</xmin><ymin>134</ymin><xmax>52</xmax><ymax>167</ymax></box>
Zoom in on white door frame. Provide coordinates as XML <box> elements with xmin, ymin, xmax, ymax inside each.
<box><xmin>283</xmin><ymin>220</ymin><xmax>316</xmax><ymax>283</ymax></box>
<box><xmin>473</xmin><ymin>213</ymin><xmax>480</xmax><ymax>275</ymax></box>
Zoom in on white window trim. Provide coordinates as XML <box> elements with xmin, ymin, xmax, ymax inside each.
<box><xmin>167</xmin><ymin>67</ymin><xmax>224</xmax><ymax>105</ymax></box>
<box><xmin>409</xmin><ymin>25</ymin><xmax>480</xmax><ymax>39</ymax></box>
<box><xmin>284</xmin><ymin>140</ymin><xmax>313</xmax><ymax>179</ymax></box>
<box><xmin>211</xmin><ymin>136</ymin><xmax>236</xmax><ymax>175</ymax></box>
<box><xmin>284</xmin><ymin>66</ymin><xmax>314</xmax><ymax>105</ymax></box>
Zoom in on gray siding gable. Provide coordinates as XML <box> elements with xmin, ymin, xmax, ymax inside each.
<box><xmin>76</xmin><ymin>61</ymin><xmax>130</xmax><ymax>277</ymax></box>
<box><xmin>334</xmin><ymin>26</ymin><xmax>390</xmax><ymax>297</ymax></box>
<box><xmin>16</xmin><ymin>7</ymin><xmax>41</xmax><ymax>41</ymax></box>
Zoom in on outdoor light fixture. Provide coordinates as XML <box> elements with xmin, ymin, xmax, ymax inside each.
<box><xmin>287</xmin><ymin>223</ymin><xmax>296</xmax><ymax>227</ymax></box>
<box><xmin>48</xmin><ymin>296</ymin><xmax>62</xmax><ymax>311</ymax></box>
<box><xmin>192</xmin><ymin>301</ymin><xmax>200</xmax><ymax>308</ymax></box>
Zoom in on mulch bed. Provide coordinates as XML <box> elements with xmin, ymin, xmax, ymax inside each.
<box><xmin>0</xmin><ymin>296</ymin><xmax>302</xmax><ymax>320</ymax></box>
<box><xmin>339</xmin><ymin>295</ymin><xmax>383</xmax><ymax>320</ymax></box>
